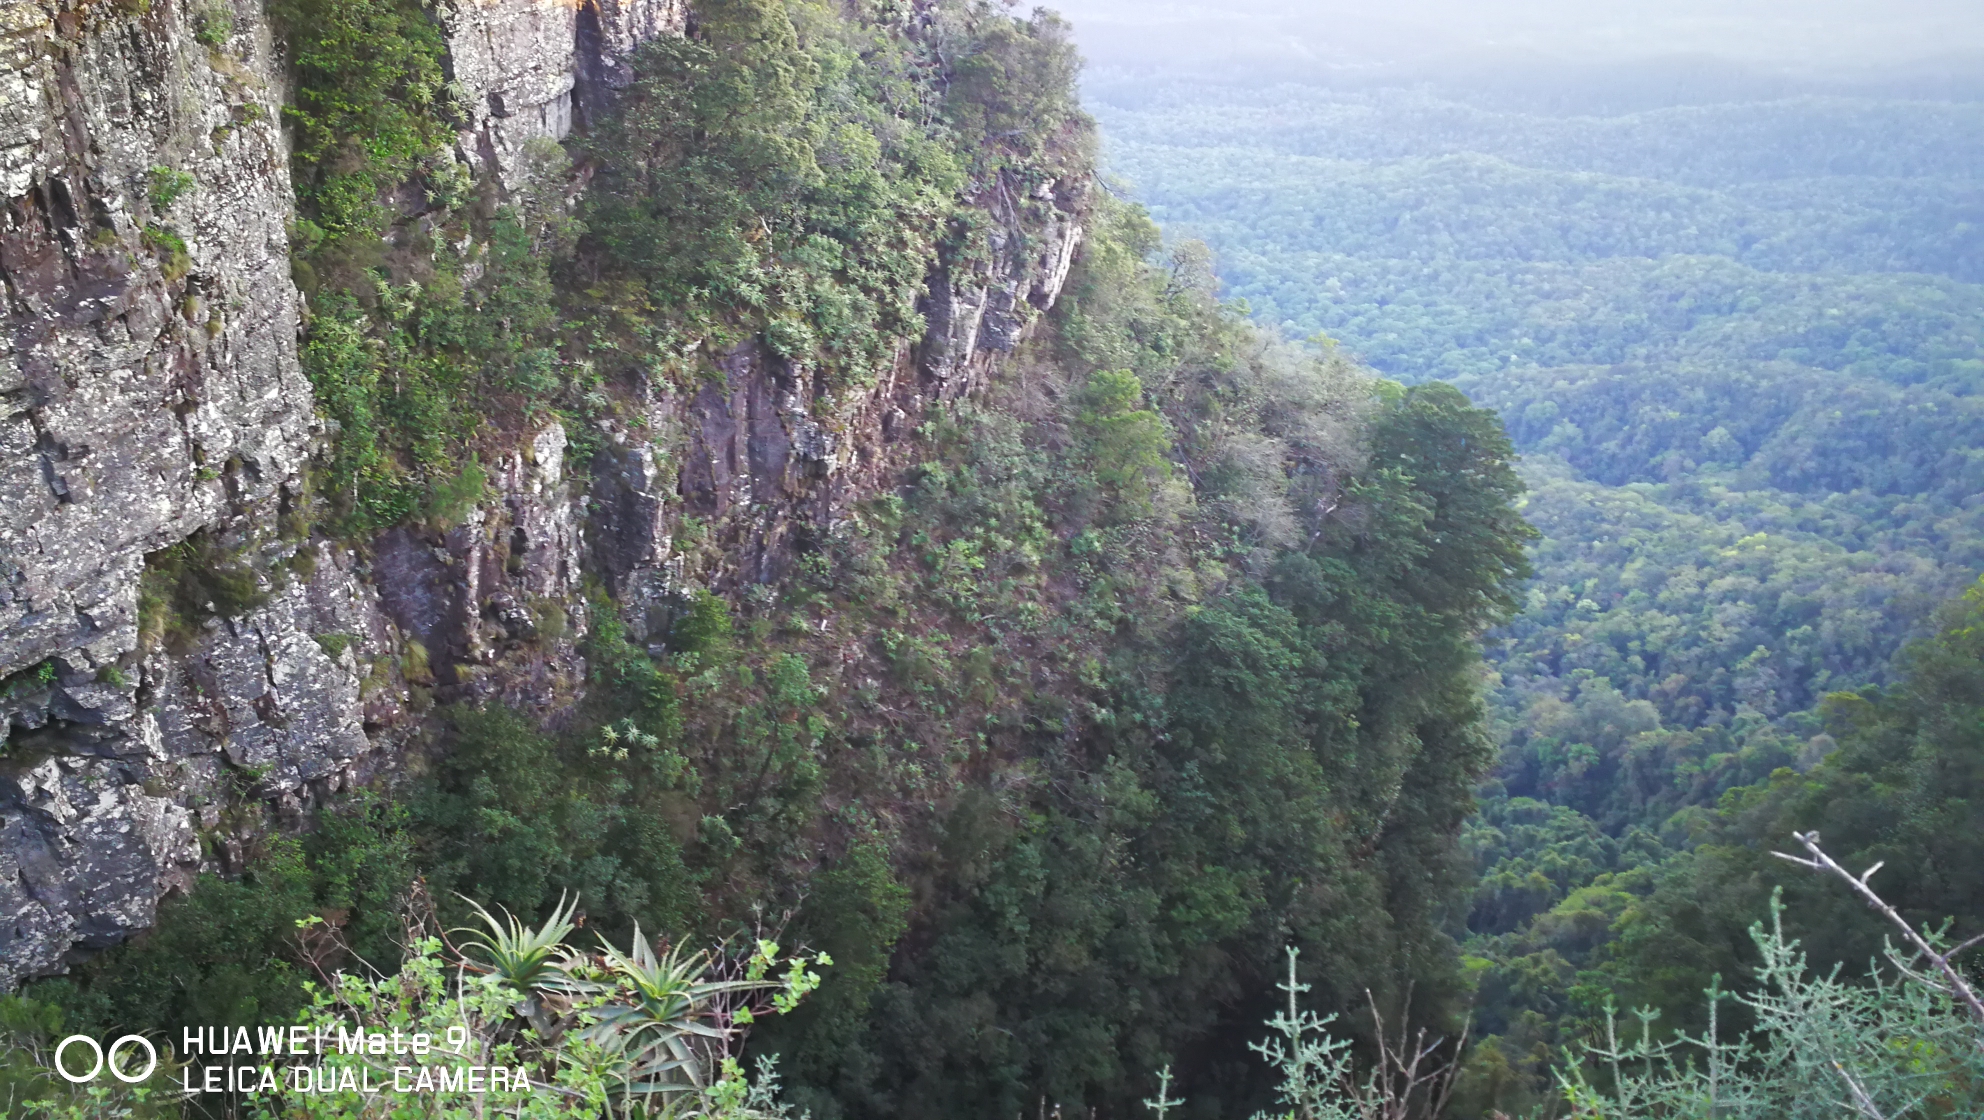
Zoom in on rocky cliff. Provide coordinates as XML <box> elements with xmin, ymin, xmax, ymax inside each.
<box><xmin>0</xmin><ymin>0</ymin><xmax>315</xmax><ymax>982</ymax></box>
<box><xmin>0</xmin><ymin>0</ymin><xmax>1082</xmax><ymax>987</ymax></box>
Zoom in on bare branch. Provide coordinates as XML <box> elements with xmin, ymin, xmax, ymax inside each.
<box><xmin>1359</xmin><ymin>986</ymin><xmax>1468</xmax><ymax>1120</ymax></box>
<box><xmin>1832</xmin><ymin>1060</ymin><xmax>1888</xmax><ymax>1120</ymax></box>
<box><xmin>1773</xmin><ymin>831</ymin><xmax>1984</xmax><ymax>1033</ymax></box>
<box><xmin>1946</xmin><ymin>930</ymin><xmax>1984</xmax><ymax>962</ymax></box>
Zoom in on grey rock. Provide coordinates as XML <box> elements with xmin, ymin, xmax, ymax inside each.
<box><xmin>148</xmin><ymin>574</ymin><xmax>369</xmax><ymax>793</ymax></box>
<box><xmin>0</xmin><ymin>752</ymin><xmax>198</xmax><ymax>989</ymax></box>
<box><xmin>0</xmin><ymin>0</ymin><xmax>318</xmax><ymax>984</ymax></box>
<box><xmin>0</xmin><ymin>0</ymin><xmax>312</xmax><ymax>682</ymax></box>
<box><xmin>918</xmin><ymin>172</ymin><xmax>1084</xmax><ymax>392</ymax></box>
<box><xmin>443</xmin><ymin>0</ymin><xmax>685</xmax><ymax>183</ymax></box>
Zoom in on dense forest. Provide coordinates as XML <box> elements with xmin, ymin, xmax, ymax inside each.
<box><xmin>1087</xmin><ymin>67</ymin><xmax>1984</xmax><ymax>1116</ymax></box>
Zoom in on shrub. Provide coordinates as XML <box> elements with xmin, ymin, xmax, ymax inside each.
<box><xmin>582</xmin><ymin>0</ymin><xmax>966</xmax><ymax>384</ymax></box>
<box><xmin>940</xmin><ymin>8</ymin><xmax>1085</xmax><ymax>174</ymax></box>
<box><xmin>139</xmin><ymin>224</ymin><xmax>189</xmax><ymax>280</ymax></box>
<box><xmin>136</xmin><ymin>532</ymin><xmax>269</xmax><ymax>651</ymax></box>
<box><xmin>5</xmin><ymin>895</ymin><xmax>823</xmax><ymax>1117</ymax></box>
<box><xmin>1204</xmin><ymin>834</ymin><xmax>1984</xmax><ymax>1119</ymax></box>
<box><xmin>267</xmin><ymin>0</ymin><xmax>447</xmax><ymax>239</ymax></box>
<box><xmin>192</xmin><ymin>4</ymin><xmax>232</xmax><ymax>46</ymax></box>
<box><xmin>1076</xmin><ymin>367</ymin><xmax>1173</xmax><ymax>515</ymax></box>
<box><xmin>1554</xmin><ymin>834</ymin><xmax>1984</xmax><ymax>1118</ymax></box>
<box><xmin>144</xmin><ymin>166</ymin><xmax>194</xmax><ymax>211</ymax></box>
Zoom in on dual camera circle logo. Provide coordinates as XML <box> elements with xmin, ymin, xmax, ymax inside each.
<box><xmin>54</xmin><ymin>1034</ymin><xmax>159</xmax><ymax>1083</ymax></box>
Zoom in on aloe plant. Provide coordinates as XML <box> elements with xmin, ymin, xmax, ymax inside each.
<box><xmin>579</xmin><ymin>928</ymin><xmax>787</xmax><ymax>1098</ymax></box>
<box><xmin>457</xmin><ymin>891</ymin><xmax>585</xmax><ymax>997</ymax></box>
<box><xmin>454</xmin><ymin>891</ymin><xmax>597</xmax><ymax>1044</ymax></box>
<box><xmin>445</xmin><ymin>895</ymin><xmax>829</xmax><ymax>1112</ymax></box>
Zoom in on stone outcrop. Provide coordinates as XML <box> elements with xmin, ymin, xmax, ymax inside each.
<box><xmin>444</xmin><ymin>0</ymin><xmax>687</xmax><ymax>182</ymax></box>
<box><xmin>0</xmin><ymin>0</ymin><xmax>315</xmax><ymax>983</ymax></box>
<box><xmin>0</xmin><ymin>0</ymin><xmax>311</xmax><ymax>683</ymax></box>
<box><xmin>920</xmin><ymin>176</ymin><xmax>1086</xmax><ymax>387</ymax></box>
<box><xmin>597</xmin><ymin>169</ymin><xmax>1088</xmax><ymax>603</ymax></box>
<box><xmin>0</xmin><ymin>0</ymin><xmax>1085</xmax><ymax>987</ymax></box>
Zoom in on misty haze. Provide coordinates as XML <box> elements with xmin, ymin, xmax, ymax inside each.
<box><xmin>1054</xmin><ymin>0</ymin><xmax>1984</xmax><ymax>83</ymax></box>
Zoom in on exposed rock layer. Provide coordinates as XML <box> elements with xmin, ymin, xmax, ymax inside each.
<box><xmin>0</xmin><ymin>0</ymin><xmax>313</xmax><ymax>981</ymax></box>
<box><xmin>446</xmin><ymin>0</ymin><xmax>688</xmax><ymax>181</ymax></box>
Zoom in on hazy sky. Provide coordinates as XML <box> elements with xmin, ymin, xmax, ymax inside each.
<box><xmin>1044</xmin><ymin>0</ymin><xmax>1984</xmax><ymax>77</ymax></box>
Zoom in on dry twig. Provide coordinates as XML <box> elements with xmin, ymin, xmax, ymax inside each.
<box><xmin>1361</xmin><ymin>984</ymin><xmax>1470</xmax><ymax>1120</ymax></box>
<box><xmin>1773</xmin><ymin>830</ymin><xmax>1984</xmax><ymax>1036</ymax></box>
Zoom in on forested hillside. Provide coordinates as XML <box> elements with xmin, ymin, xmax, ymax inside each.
<box><xmin>1086</xmin><ymin>68</ymin><xmax>1984</xmax><ymax>1116</ymax></box>
<box><xmin>0</xmin><ymin>2</ymin><xmax>1536</xmax><ymax>1117</ymax></box>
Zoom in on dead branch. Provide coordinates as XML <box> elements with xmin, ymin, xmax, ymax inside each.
<box><xmin>1360</xmin><ymin>985</ymin><xmax>1470</xmax><ymax>1120</ymax></box>
<box><xmin>1773</xmin><ymin>830</ymin><xmax>1984</xmax><ymax>1033</ymax></box>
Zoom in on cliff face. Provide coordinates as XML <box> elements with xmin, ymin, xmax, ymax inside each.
<box><xmin>0</xmin><ymin>0</ymin><xmax>313</xmax><ymax>981</ymax></box>
<box><xmin>0</xmin><ymin>0</ymin><xmax>1081</xmax><ymax>986</ymax></box>
<box><xmin>445</xmin><ymin>0</ymin><xmax>685</xmax><ymax>181</ymax></box>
